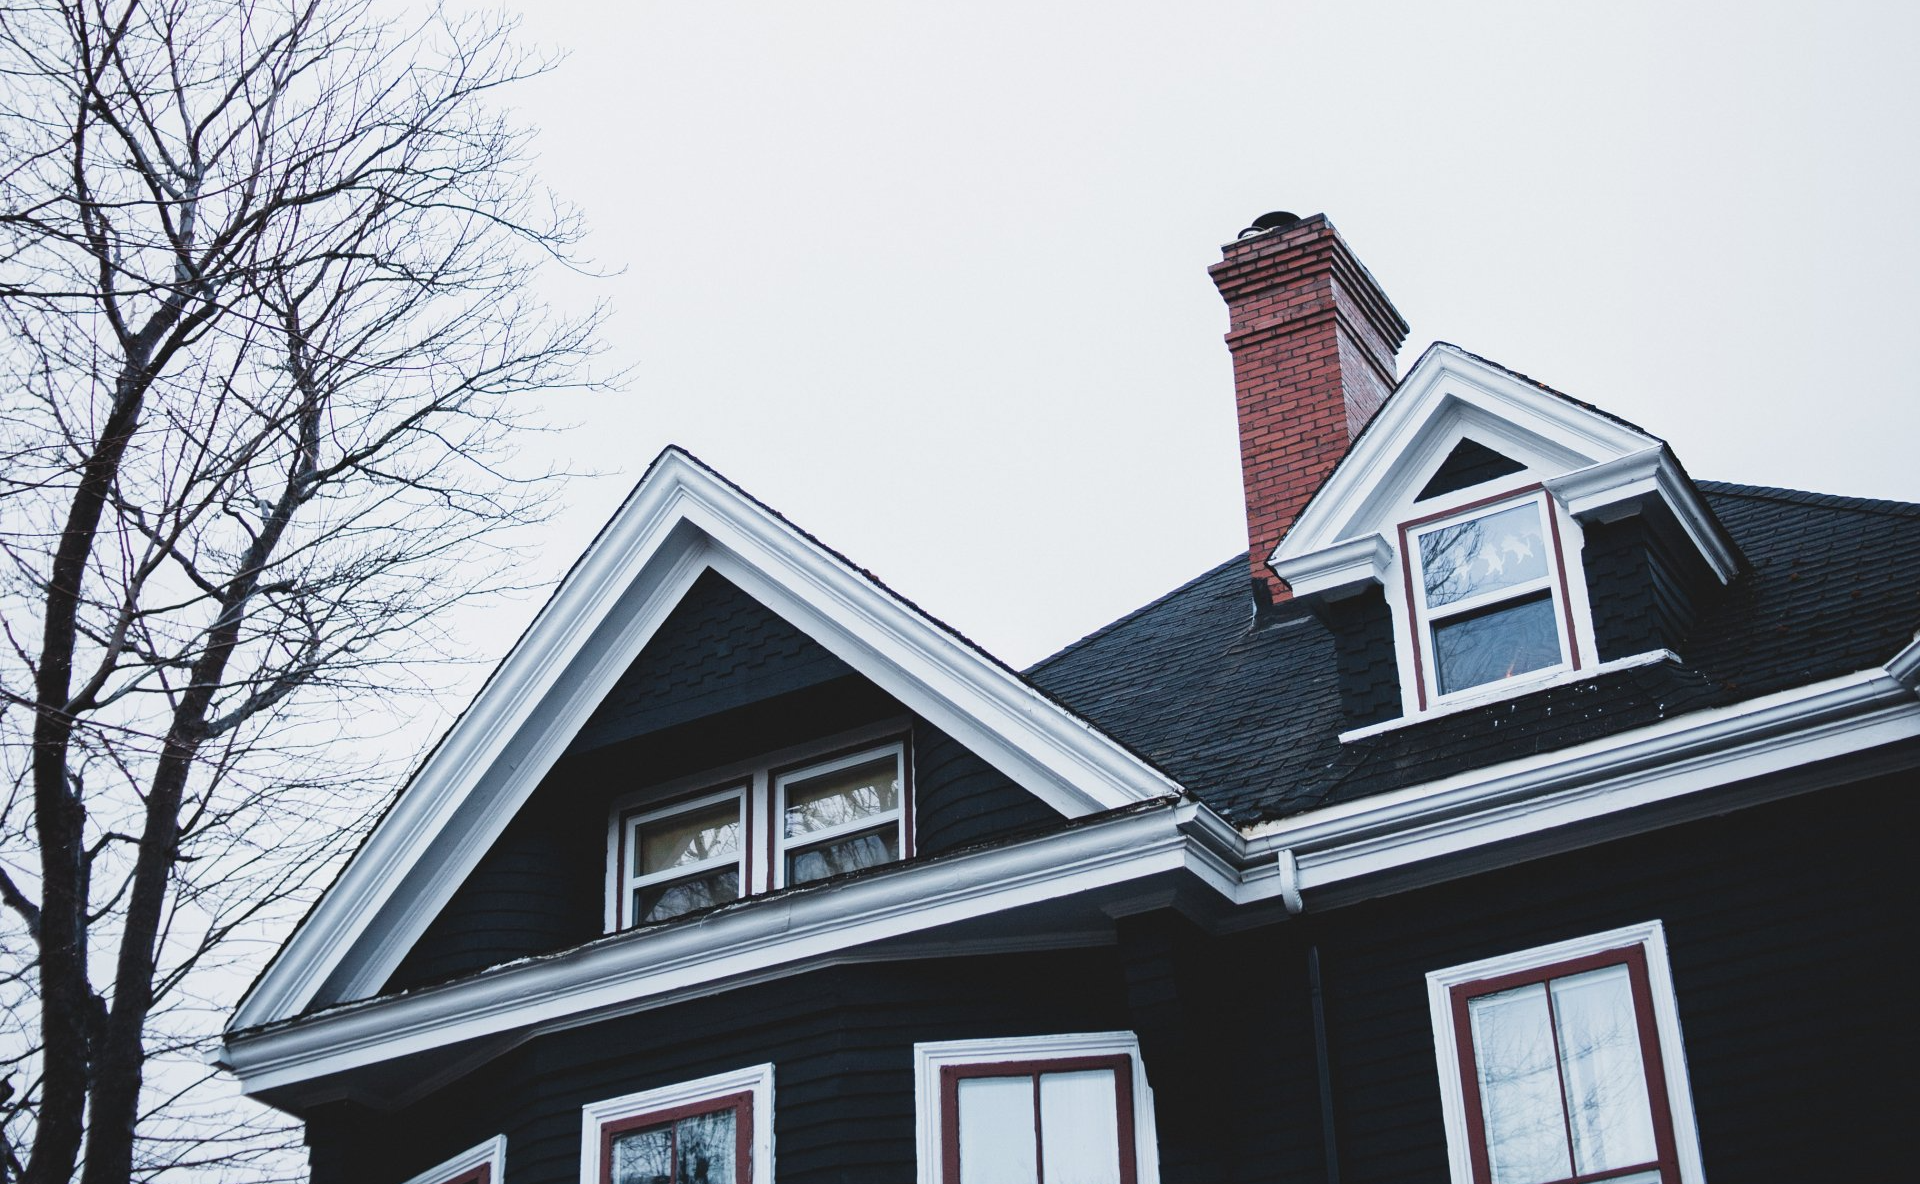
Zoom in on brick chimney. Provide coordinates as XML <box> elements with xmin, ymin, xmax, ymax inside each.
<box><xmin>1210</xmin><ymin>212</ymin><xmax>1409</xmax><ymax>607</ymax></box>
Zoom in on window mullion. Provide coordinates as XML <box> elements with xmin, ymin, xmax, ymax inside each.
<box><xmin>1541</xmin><ymin>976</ymin><xmax>1581</xmax><ymax>1183</ymax></box>
<box><xmin>1031</xmin><ymin>1072</ymin><xmax>1045</xmax><ymax>1184</ymax></box>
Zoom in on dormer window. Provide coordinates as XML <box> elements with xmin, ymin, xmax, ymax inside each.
<box><xmin>1405</xmin><ymin>489</ymin><xmax>1580</xmax><ymax>706</ymax></box>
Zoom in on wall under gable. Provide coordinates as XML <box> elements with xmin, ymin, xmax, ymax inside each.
<box><xmin>382</xmin><ymin>571</ymin><xmax>1065</xmax><ymax>995</ymax></box>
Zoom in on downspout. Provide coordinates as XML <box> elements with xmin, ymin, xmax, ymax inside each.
<box><xmin>1281</xmin><ymin>849</ymin><xmax>1341</xmax><ymax>1184</ymax></box>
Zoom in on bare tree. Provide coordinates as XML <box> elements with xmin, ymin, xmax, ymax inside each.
<box><xmin>0</xmin><ymin>0</ymin><xmax>605</xmax><ymax>1179</ymax></box>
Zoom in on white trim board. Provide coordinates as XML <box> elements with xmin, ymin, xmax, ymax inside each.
<box><xmin>579</xmin><ymin>1063</ymin><xmax>774</xmax><ymax>1184</ymax></box>
<box><xmin>1271</xmin><ymin>344</ymin><xmax>1737</xmax><ymax>590</ymax></box>
<box><xmin>400</xmin><ymin>1135</ymin><xmax>506</xmax><ymax>1184</ymax></box>
<box><xmin>230</xmin><ymin>448</ymin><xmax>1186</xmax><ymax>1031</ymax></box>
<box><xmin>912</xmin><ymin>1032</ymin><xmax>1161</xmax><ymax>1184</ymax></box>
<box><xmin>220</xmin><ymin>663</ymin><xmax>1920</xmax><ymax>1100</ymax></box>
<box><xmin>1424</xmin><ymin>922</ymin><xmax>1707</xmax><ymax>1184</ymax></box>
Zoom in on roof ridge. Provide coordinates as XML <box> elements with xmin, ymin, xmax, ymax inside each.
<box><xmin>1025</xmin><ymin>553</ymin><xmax>1247</xmax><ymax>676</ymax></box>
<box><xmin>1698</xmin><ymin>479</ymin><xmax>1920</xmax><ymax>520</ymax></box>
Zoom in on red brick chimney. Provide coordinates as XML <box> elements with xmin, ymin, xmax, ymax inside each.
<box><xmin>1210</xmin><ymin>212</ymin><xmax>1409</xmax><ymax>607</ymax></box>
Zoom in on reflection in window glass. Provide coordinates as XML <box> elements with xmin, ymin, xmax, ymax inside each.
<box><xmin>783</xmin><ymin>757</ymin><xmax>899</xmax><ymax>838</ymax></box>
<box><xmin>1465</xmin><ymin>965</ymin><xmax>1663</xmax><ymax>1184</ymax></box>
<box><xmin>787</xmin><ymin>828</ymin><xmax>898</xmax><ymax>886</ymax></box>
<box><xmin>1419</xmin><ymin>502</ymin><xmax>1549</xmax><ymax>609</ymax></box>
<box><xmin>609</xmin><ymin>1106</ymin><xmax>738</xmax><ymax>1184</ymax></box>
<box><xmin>1432</xmin><ymin>594</ymin><xmax>1562</xmax><ymax>696</ymax></box>
<box><xmin>635</xmin><ymin>868</ymin><xmax>739</xmax><ymax>925</ymax></box>
<box><xmin>638</xmin><ymin>800</ymin><xmax>741</xmax><ymax>876</ymax></box>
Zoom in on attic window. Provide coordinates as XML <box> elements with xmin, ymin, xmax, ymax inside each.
<box><xmin>773</xmin><ymin>744</ymin><xmax>907</xmax><ymax>889</ymax></box>
<box><xmin>1403</xmin><ymin>488</ymin><xmax>1580</xmax><ymax>706</ymax></box>
<box><xmin>607</xmin><ymin>728</ymin><xmax>913</xmax><ymax>932</ymax></box>
<box><xmin>616</xmin><ymin>785</ymin><xmax>747</xmax><ymax>927</ymax></box>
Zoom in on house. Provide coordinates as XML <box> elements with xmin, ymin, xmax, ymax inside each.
<box><xmin>218</xmin><ymin>212</ymin><xmax>1920</xmax><ymax>1184</ymax></box>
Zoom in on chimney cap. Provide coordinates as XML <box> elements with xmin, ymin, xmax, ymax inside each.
<box><xmin>1238</xmin><ymin>211</ymin><xmax>1302</xmax><ymax>239</ymax></box>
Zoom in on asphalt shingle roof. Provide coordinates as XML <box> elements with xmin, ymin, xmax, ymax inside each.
<box><xmin>1026</xmin><ymin>483</ymin><xmax>1920</xmax><ymax>826</ymax></box>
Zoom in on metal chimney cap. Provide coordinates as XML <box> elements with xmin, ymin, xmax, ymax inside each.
<box><xmin>1238</xmin><ymin>211</ymin><xmax>1302</xmax><ymax>239</ymax></box>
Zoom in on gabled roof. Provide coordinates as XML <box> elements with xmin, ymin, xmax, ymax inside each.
<box><xmin>1030</xmin><ymin>482</ymin><xmax>1920</xmax><ymax>824</ymax></box>
<box><xmin>1272</xmin><ymin>344</ymin><xmax>1740</xmax><ymax>596</ymax></box>
<box><xmin>231</xmin><ymin>448</ymin><xmax>1185</xmax><ymax>1032</ymax></box>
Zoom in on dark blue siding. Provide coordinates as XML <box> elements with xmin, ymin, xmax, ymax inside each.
<box><xmin>385</xmin><ymin>572</ymin><xmax>1063</xmax><ymax>994</ymax></box>
<box><xmin>335</xmin><ymin>770</ymin><xmax>1914</xmax><ymax>1184</ymax></box>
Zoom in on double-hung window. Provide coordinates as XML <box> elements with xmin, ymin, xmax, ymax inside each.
<box><xmin>616</xmin><ymin>785</ymin><xmax>747</xmax><ymax>928</ymax></box>
<box><xmin>1403</xmin><ymin>488</ymin><xmax>1578</xmax><ymax>707</ymax></box>
<box><xmin>1426</xmin><ymin>923</ymin><xmax>1705</xmax><ymax>1184</ymax></box>
<box><xmin>607</xmin><ymin>729</ymin><xmax>912</xmax><ymax>931</ymax></box>
<box><xmin>581</xmin><ymin>1064</ymin><xmax>772</xmax><ymax>1184</ymax></box>
<box><xmin>914</xmin><ymin>1033</ymin><xmax>1159</xmax><ymax>1184</ymax></box>
<box><xmin>773</xmin><ymin>742</ymin><xmax>907</xmax><ymax>889</ymax></box>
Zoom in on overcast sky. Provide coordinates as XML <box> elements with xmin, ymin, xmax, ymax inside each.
<box><xmin>449</xmin><ymin>0</ymin><xmax>1919</xmax><ymax>676</ymax></box>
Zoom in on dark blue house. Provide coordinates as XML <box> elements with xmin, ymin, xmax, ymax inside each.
<box><xmin>220</xmin><ymin>213</ymin><xmax>1920</xmax><ymax>1184</ymax></box>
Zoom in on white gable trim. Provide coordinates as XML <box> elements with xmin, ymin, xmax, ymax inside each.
<box><xmin>231</xmin><ymin>449</ymin><xmax>1184</xmax><ymax>1031</ymax></box>
<box><xmin>400</xmin><ymin>1135</ymin><xmax>506</xmax><ymax>1184</ymax></box>
<box><xmin>1272</xmin><ymin>345</ymin><xmax>1734</xmax><ymax>586</ymax></box>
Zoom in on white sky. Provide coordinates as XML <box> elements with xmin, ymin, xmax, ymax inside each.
<box><xmin>462</xmin><ymin>0</ymin><xmax>1919</xmax><ymax>673</ymax></box>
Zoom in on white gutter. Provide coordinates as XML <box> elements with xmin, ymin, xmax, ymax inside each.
<box><xmin>222</xmin><ymin>662</ymin><xmax>1920</xmax><ymax>1098</ymax></box>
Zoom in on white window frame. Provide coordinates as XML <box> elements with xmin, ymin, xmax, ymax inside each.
<box><xmin>613</xmin><ymin>783</ymin><xmax>749</xmax><ymax>931</ymax></box>
<box><xmin>770</xmin><ymin>739</ymin><xmax>909</xmax><ymax>891</ymax></box>
<box><xmin>912</xmin><ymin>1031</ymin><xmax>1161</xmax><ymax>1184</ymax></box>
<box><xmin>605</xmin><ymin>722</ymin><xmax>914</xmax><ymax>932</ymax></box>
<box><xmin>401</xmin><ymin>1135</ymin><xmax>507</xmax><ymax>1184</ymax></box>
<box><xmin>579</xmin><ymin>1063</ymin><xmax>774</xmax><ymax>1184</ymax></box>
<box><xmin>1395</xmin><ymin>482</ymin><xmax>1597</xmax><ymax>715</ymax></box>
<box><xmin>1424</xmin><ymin>921</ymin><xmax>1708</xmax><ymax>1184</ymax></box>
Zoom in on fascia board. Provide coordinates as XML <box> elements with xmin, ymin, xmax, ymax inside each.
<box><xmin>221</xmin><ymin>802</ymin><xmax>1197</xmax><ymax>1094</ymax></box>
<box><xmin>1545</xmin><ymin>449</ymin><xmax>1740</xmax><ymax>583</ymax></box>
<box><xmin>234</xmin><ymin>451</ymin><xmax>1184</xmax><ymax>1031</ymax></box>
<box><xmin>224</xmin><ymin>663</ymin><xmax>1918</xmax><ymax>1097</ymax></box>
<box><xmin>1275</xmin><ymin>346</ymin><xmax>1658</xmax><ymax>564</ymax></box>
<box><xmin>1270</xmin><ymin>532</ymin><xmax>1392</xmax><ymax>598</ymax></box>
<box><xmin>1235</xmin><ymin>668</ymin><xmax>1920</xmax><ymax>901</ymax></box>
<box><xmin>232</xmin><ymin>464</ymin><xmax>714</xmax><ymax>1031</ymax></box>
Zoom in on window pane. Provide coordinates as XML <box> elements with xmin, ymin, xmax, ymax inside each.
<box><xmin>1468</xmin><ymin>983</ymin><xmax>1573</xmax><ymax>1184</ymax></box>
<box><xmin>1552</xmin><ymin>966</ymin><xmax>1658</xmax><ymax>1175</ymax></box>
<box><xmin>786</xmin><ymin>826</ymin><xmax>899</xmax><ymax>886</ymax></box>
<box><xmin>783</xmin><ymin>756</ymin><xmax>899</xmax><ymax>839</ymax></box>
<box><xmin>637</xmin><ymin>800</ymin><xmax>741</xmax><ymax>877</ymax></box>
<box><xmin>635</xmin><ymin>868</ymin><xmax>739</xmax><ymax>924</ymax></box>
<box><xmin>610</xmin><ymin>1125</ymin><xmax>673</xmax><ymax>1184</ymax></box>
<box><xmin>957</xmin><ymin>1076</ymin><xmax>1039</xmax><ymax>1184</ymax></box>
<box><xmin>1433</xmin><ymin>593</ymin><xmax>1562</xmax><ymax>695</ymax></box>
<box><xmin>675</xmin><ymin>1107</ymin><xmax>737</xmax><ymax>1184</ymax></box>
<box><xmin>1419</xmin><ymin>502</ymin><xmax>1551</xmax><ymax>609</ymax></box>
<box><xmin>1039</xmin><ymin>1069</ymin><xmax>1123</xmax><ymax>1184</ymax></box>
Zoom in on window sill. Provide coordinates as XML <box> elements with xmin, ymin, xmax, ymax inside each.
<box><xmin>1339</xmin><ymin>649</ymin><xmax>1679</xmax><ymax>744</ymax></box>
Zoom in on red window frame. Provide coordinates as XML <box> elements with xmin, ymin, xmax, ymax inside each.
<box><xmin>1448</xmin><ymin>945</ymin><xmax>1682</xmax><ymax>1184</ymax></box>
<box><xmin>597</xmin><ymin>1089</ymin><xmax>753</xmax><ymax>1184</ymax></box>
<box><xmin>937</xmin><ymin>1054</ymin><xmax>1138</xmax><ymax>1184</ymax></box>
<box><xmin>435</xmin><ymin>1171</ymin><xmax>488</xmax><ymax>1184</ymax></box>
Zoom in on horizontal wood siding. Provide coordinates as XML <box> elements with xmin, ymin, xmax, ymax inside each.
<box><xmin>324</xmin><ymin>770</ymin><xmax>1910</xmax><ymax>1183</ymax></box>
<box><xmin>913</xmin><ymin>721</ymin><xmax>1061</xmax><ymax>856</ymax></box>
<box><xmin>1312</xmin><ymin>770</ymin><xmax>1909</xmax><ymax>1184</ymax></box>
<box><xmin>324</xmin><ymin>949</ymin><xmax>1134</xmax><ymax>1184</ymax></box>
